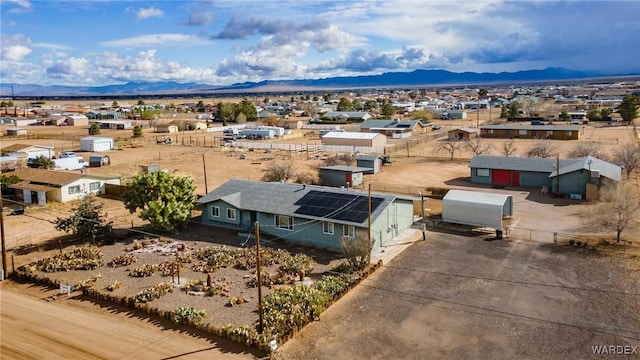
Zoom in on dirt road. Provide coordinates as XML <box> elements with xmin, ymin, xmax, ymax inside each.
<box><xmin>0</xmin><ymin>281</ymin><xmax>259</xmax><ymax>360</ymax></box>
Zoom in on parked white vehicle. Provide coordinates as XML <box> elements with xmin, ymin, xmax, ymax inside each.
<box><xmin>53</xmin><ymin>156</ymin><xmax>88</xmax><ymax>170</ymax></box>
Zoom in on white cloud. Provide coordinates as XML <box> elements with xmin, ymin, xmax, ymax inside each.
<box><xmin>2</xmin><ymin>44</ymin><xmax>31</xmax><ymax>61</ymax></box>
<box><xmin>136</xmin><ymin>6</ymin><xmax>163</xmax><ymax>21</ymax></box>
<box><xmin>101</xmin><ymin>34</ymin><xmax>212</xmax><ymax>48</ymax></box>
<box><xmin>4</xmin><ymin>0</ymin><xmax>31</xmax><ymax>13</ymax></box>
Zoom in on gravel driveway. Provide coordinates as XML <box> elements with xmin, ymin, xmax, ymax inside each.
<box><xmin>278</xmin><ymin>233</ymin><xmax>640</xmax><ymax>360</ymax></box>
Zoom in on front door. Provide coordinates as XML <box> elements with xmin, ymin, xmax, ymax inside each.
<box><xmin>511</xmin><ymin>171</ymin><xmax>520</xmax><ymax>186</ymax></box>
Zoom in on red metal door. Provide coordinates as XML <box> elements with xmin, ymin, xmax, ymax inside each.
<box><xmin>511</xmin><ymin>171</ymin><xmax>520</xmax><ymax>186</ymax></box>
<box><xmin>346</xmin><ymin>173</ymin><xmax>352</xmax><ymax>187</ymax></box>
<box><xmin>492</xmin><ymin>170</ymin><xmax>511</xmax><ymax>185</ymax></box>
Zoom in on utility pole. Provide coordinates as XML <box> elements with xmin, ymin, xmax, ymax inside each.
<box><xmin>0</xmin><ymin>187</ymin><xmax>7</xmax><ymax>277</ymax></box>
<box><xmin>255</xmin><ymin>221</ymin><xmax>264</xmax><ymax>334</ymax></box>
<box><xmin>368</xmin><ymin>183</ymin><xmax>372</xmax><ymax>250</ymax></box>
<box><xmin>202</xmin><ymin>154</ymin><xmax>208</xmax><ymax>194</ymax></box>
<box><xmin>556</xmin><ymin>154</ymin><xmax>560</xmax><ymax>194</ymax></box>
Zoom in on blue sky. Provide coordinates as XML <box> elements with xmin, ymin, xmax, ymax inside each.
<box><xmin>1</xmin><ymin>0</ymin><xmax>639</xmax><ymax>86</ymax></box>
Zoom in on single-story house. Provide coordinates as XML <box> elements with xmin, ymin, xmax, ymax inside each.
<box><xmin>283</xmin><ymin>119</ymin><xmax>304</xmax><ymax>129</ymax></box>
<box><xmin>444</xmin><ymin>110</ymin><xmax>467</xmax><ymax>120</ymax></box>
<box><xmin>319</xmin><ymin>165</ymin><xmax>371</xmax><ymax>187</ymax></box>
<box><xmin>480</xmin><ymin>124</ymin><xmax>582</xmax><ymax>140</ymax></box>
<box><xmin>321</xmin><ymin>132</ymin><xmax>387</xmax><ymax>148</ymax></box>
<box><xmin>86</xmin><ymin>111</ymin><xmax>123</xmax><ymax>120</ymax></box>
<box><xmin>80</xmin><ymin>136</ymin><xmax>114</xmax><ymax>152</ymax></box>
<box><xmin>196</xmin><ymin>179</ymin><xmax>415</xmax><ymax>252</ymax></box>
<box><xmin>1</xmin><ymin>144</ymin><xmax>54</xmax><ymax>160</ymax></box>
<box><xmin>65</xmin><ymin>115</ymin><xmax>89</xmax><ymax>127</ymax></box>
<box><xmin>8</xmin><ymin>168</ymin><xmax>121</xmax><ymax>205</ymax></box>
<box><xmin>442</xmin><ymin>190</ymin><xmax>513</xmax><ymax>233</ymax></box>
<box><xmin>356</xmin><ymin>154</ymin><xmax>383</xmax><ymax>174</ymax></box>
<box><xmin>6</xmin><ymin>127</ymin><xmax>27</xmax><ymax>136</ymax></box>
<box><xmin>359</xmin><ymin>119</ymin><xmax>431</xmax><ymax>138</ymax></box>
<box><xmin>156</xmin><ymin>123</ymin><xmax>179</xmax><ymax>133</ymax></box>
<box><xmin>88</xmin><ymin>119</ymin><xmax>132</xmax><ymax>129</ymax></box>
<box><xmin>448</xmin><ymin>127</ymin><xmax>478</xmax><ymax>140</ymax></box>
<box><xmin>469</xmin><ymin>155</ymin><xmax>621</xmax><ymax>200</ymax></box>
<box><xmin>321</xmin><ymin>111</ymin><xmax>372</xmax><ymax>123</ymax></box>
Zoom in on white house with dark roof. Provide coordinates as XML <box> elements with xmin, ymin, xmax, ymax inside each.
<box><xmin>196</xmin><ymin>179</ymin><xmax>415</xmax><ymax>252</ymax></box>
<box><xmin>469</xmin><ymin>155</ymin><xmax>621</xmax><ymax>200</ymax></box>
<box><xmin>359</xmin><ymin>119</ymin><xmax>431</xmax><ymax>138</ymax></box>
<box><xmin>321</xmin><ymin>111</ymin><xmax>372</xmax><ymax>122</ymax></box>
<box><xmin>9</xmin><ymin>168</ymin><xmax>121</xmax><ymax>205</ymax></box>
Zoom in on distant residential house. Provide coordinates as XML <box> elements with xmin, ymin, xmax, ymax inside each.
<box><xmin>5</xmin><ymin>127</ymin><xmax>27</xmax><ymax>136</ymax></box>
<box><xmin>321</xmin><ymin>111</ymin><xmax>372</xmax><ymax>123</ymax></box>
<box><xmin>8</xmin><ymin>168</ymin><xmax>121</xmax><ymax>205</ymax></box>
<box><xmin>448</xmin><ymin>127</ymin><xmax>478</xmax><ymax>140</ymax></box>
<box><xmin>356</xmin><ymin>154</ymin><xmax>383</xmax><ymax>174</ymax></box>
<box><xmin>283</xmin><ymin>119</ymin><xmax>304</xmax><ymax>129</ymax></box>
<box><xmin>469</xmin><ymin>155</ymin><xmax>621</xmax><ymax>200</ymax></box>
<box><xmin>480</xmin><ymin>124</ymin><xmax>581</xmax><ymax>140</ymax></box>
<box><xmin>359</xmin><ymin>119</ymin><xmax>431</xmax><ymax>138</ymax></box>
<box><xmin>87</xmin><ymin>111</ymin><xmax>123</xmax><ymax>120</ymax></box>
<box><xmin>156</xmin><ymin>122</ymin><xmax>179</xmax><ymax>133</ymax></box>
<box><xmin>1</xmin><ymin>143</ymin><xmax>54</xmax><ymax>160</ymax></box>
<box><xmin>321</xmin><ymin>132</ymin><xmax>387</xmax><ymax>148</ymax></box>
<box><xmin>65</xmin><ymin>115</ymin><xmax>89</xmax><ymax>127</ymax></box>
<box><xmin>196</xmin><ymin>179</ymin><xmax>415</xmax><ymax>252</ymax></box>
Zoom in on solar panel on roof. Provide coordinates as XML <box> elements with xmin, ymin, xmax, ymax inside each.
<box><xmin>294</xmin><ymin>190</ymin><xmax>384</xmax><ymax>223</ymax></box>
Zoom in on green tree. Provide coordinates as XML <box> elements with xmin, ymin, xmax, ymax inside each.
<box><xmin>500</xmin><ymin>105</ymin><xmax>509</xmax><ymax>119</ymax></box>
<box><xmin>112</xmin><ymin>101</ymin><xmax>119</xmax><ymax>108</ymax></box>
<box><xmin>381</xmin><ymin>102</ymin><xmax>395</xmax><ymax>117</ymax></box>
<box><xmin>263</xmin><ymin>97</ymin><xmax>270</xmax><ymax>104</ymax></box>
<box><xmin>409</xmin><ymin>110</ymin><xmax>433</xmax><ymax>121</ymax></box>
<box><xmin>336</xmin><ymin>98</ymin><xmax>353</xmax><ymax>111</ymax></box>
<box><xmin>137</xmin><ymin>100</ymin><xmax>145</xmax><ymax>106</ymax></box>
<box><xmin>508</xmin><ymin>102</ymin><xmax>521</xmax><ymax>119</ymax></box>
<box><xmin>0</xmin><ymin>174</ymin><xmax>20</xmax><ymax>192</ymax></box>
<box><xmin>363</xmin><ymin>100</ymin><xmax>378</xmax><ymax>112</ymax></box>
<box><xmin>478</xmin><ymin>88</ymin><xmax>488</xmax><ymax>98</ymax></box>
<box><xmin>235</xmin><ymin>98</ymin><xmax>257</xmax><ymax>121</ymax></box>
<box><xmin>29</xmin><ymin>155</ymin><xmax>55</xmax><ymax>169</ymax></box>
<box><xmin>121</xmin><ymin>171</ymin><xmax>197</xmax><ymax>232</ymax></box>
<box><xmin>196</xmin><ymin>100</ymin><xmax>205</xmax><ymax>111</ymax></box>
<box><xmin>559</xmin><ymin>111</ymin><xmax>571</xmax><ymax>122</ymax></box>
<box><xmin>601</xmin><ymin>107</ymin><xmax>613</xmax><ymax>121</ymax></box>
<box><xmin>133</xmin><ymin>125</ymin><xmax>143</xmax><ymax>138</ymax></box>
<box><xmin>618</xmin><ymin>95</ymin><xmax>639</xmax><ymax>125</ymax></box>
<box><xmin>312</xmin><ymin>95</ymin><xmax>319</xmax><ymax>102</ymax></box>
<box><xmin>55</xmin><ymin>195</ymin><xmax>112</xmax><ymax>243</ymax></box>
<box><xmin>140</xmin><ymin>108</ymin><xmax>159</xmax><ymax>120</ymax></box>
<box><xmin>235</xmin><ymin>111</ymin><xmax>247</xmax><ymax>124</ymax></box>
<box><xmin>217</xmin><ymin>102</ymin><xmax>234</xmax><ymax>121</ymax></box>
<box><xmin>351</xmin><ymin>99</ymin><xmax>363</xmax><ymax>111</ymax></box>
<box><xmin>88</xmin><ymin>123</ymin><xmax>101</xmax><ymax>135</ymax></box>
<box><xmin>323</xmin><ymin>93</ymin><xmax>331</xmax><ymax>102</ymax></box>
<box><xmin>586</xmin><ymin>109</ymin><xmax>603</xmax><ymax>122</ymax></box>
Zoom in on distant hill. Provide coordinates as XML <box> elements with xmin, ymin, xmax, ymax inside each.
<box><xmin>0</xmin><ymin>67</ymin><xmax>629</xmax><ymax>97</ymax></box>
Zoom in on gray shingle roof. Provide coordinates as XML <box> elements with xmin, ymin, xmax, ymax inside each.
<box><xmin>356</xmin><ymin>154</ymin><xmax>381</xmax><ymax>161</ymax></box>
<box><xmin>197</xmin><ymin>179</ymin><xmax>397</xmax><ymax>226</ymax></box>
<box><xmin>470</xmin><ymin>155</ymin><xmax>621</xmax><ymax>181</ymax></box>
<box><xmin>319</xmin><ymin>165</ymin><xmax>372</xmax><ymax>172</ymax></box>
<box><xmin>480</xmin><ymin>124</ymin><xmax>582</xmax><ymax>131</ymax></box>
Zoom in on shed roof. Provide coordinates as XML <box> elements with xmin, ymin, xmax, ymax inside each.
<box><xmin>356</xmin><ymin>154</ymin><xmax>381</xmax><ymax>161</ymax></box>
<box><xmin>319</xmin><ymin>165</ymin><xmax>372</xmax><ymax>172</ymax></box>
<box><xmin>322</xmin><ymin>131</ymin><xmax>381</xmax><ymax>140</ymax></box>
<box><xmin>11</xmin><ymin>168</ymin><xmax>82</xmax><ymax>186</ymax></box>
<box><xmin>444</xmin><ymin>189</ymin><xmax>511</xmax><ymax>207</ymax></box>
<box><xmin>480</xmin><ymin>124</ymin><xmax>582</xmax><ymax>131</ymax></box>
<box><xmin>549</xmin><ymin>156</ymin><xmax>621</xmax><ymax>182</ymax></box>
<box><xmin>81</xmin><ymin>136</ymin><xmax>114</xmax><ymax>142</ymax></box>
<box><xmin>197</xmin><ymin>179</ymin><xmax>397</xmax><ymax>227</ymax></box>
<box><xmin>1</xmin><ymin>144</ymin><xmax>54</xmax><ymax>152</ymax></box>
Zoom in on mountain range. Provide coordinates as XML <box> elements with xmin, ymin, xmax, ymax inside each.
<box><xmin>1</xmin><ymin>67</ymin><xmax>635</xmax><ymax>97</ymax></box>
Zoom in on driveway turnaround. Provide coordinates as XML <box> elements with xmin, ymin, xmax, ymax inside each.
<box><xmin>278</xmin><ymin>233</ymin><xmax>640</xmax><ymax>360</ymax></box>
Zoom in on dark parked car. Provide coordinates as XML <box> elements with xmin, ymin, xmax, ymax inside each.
<box><xmin>530</xmin><ymin>120</ymin><xmax>546</xmax><ymax>125</ymax></box>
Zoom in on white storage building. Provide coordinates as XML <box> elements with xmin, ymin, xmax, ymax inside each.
<box><xmin>442</xmin><ymin>190</ymin><xmax>513</xmax><ymax>232</ymax></box>
<box><xmin>80</xmin><ymin>136</ymin><xmax>114</xmax><ymax>152</ymax></box>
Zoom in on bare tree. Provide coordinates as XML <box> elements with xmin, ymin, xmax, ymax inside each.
<box><xmin>465</xmin><ymin>138</ymin><xmax>493</xmax><ymax>155</ymax></box>
<box><xmin>502</xmin><ymin>140</ymin><xmax>518</xmax><ymax>157</ymax></box>
<box><xmin>526</xmin><ymin>139</ymin><xmax>558</xmax><ymax>158</ymax></box>
<box><xmin>614</xmin><ymin>142</ymin><xmax>640</xmax><ymax>179</ymax></box>
<box><xmin>322</xmin><ymin>153</ymin><xmax>356</xmax><ymax>166</ymax></box>
<box><xmin>586</xmin><ymin>183</ymin><xmax>640</xmax><ymax>242</ymax></box>
<box><xmin>261</xmin><ymin>161</ymin><xmax>297</xmax><ymax>182</ymax></box>
<box><xmin>435</xmin><ymin>135</ymin><xmax>461</xmax><ymax>160</ymax></box>
<box><xmin>567</xmin><ymin>142</ymin><xmax>605</xmax><ymax>160</ymax></box>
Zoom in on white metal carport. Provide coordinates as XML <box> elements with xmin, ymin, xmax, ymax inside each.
<box><xmin>442</xmin><ymin>190</ymin><xmax>513</xmax><ymax>232</ymax></box>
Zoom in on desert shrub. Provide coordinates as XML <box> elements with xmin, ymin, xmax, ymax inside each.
<box><xmin>228</xmin><ymin>296</ymin><xmax>247</xmax><ymax>306</ymax></box>
<box><xmin>313</xmin><ymin>275</ymin><xmax>350</xmax><ymax>297</ymax></box>
<box><xmin>134</xmin><ymin>282</ymin><xmax>174</xmax><ymax>303</ymax></box>
<box><xmin>159</xmin><ymin>259</ymin><xmax>182</xmax><ymax>276</ymax></box>
<box><xmin>108</xmin><ymin>253</ymin><xmax>137</xmax><ymax>267</ymax></box>
<box><xmin>105</xmin><ymin>281</ymin><xmax>122</xmax><ymax>291</ymax></box>
<box><xmin>263</xmin><ymin>284</ymin><xmax>331</xmax><ymax>339</ymax></box>
<box><xmin>170</xmin><ymin>306</ymin><xmax>206</xmax><ymax>325</ymax></box>
<box><xmin>278</xmin><ymin>253</ymin><xmax>314</xmax><ymax>276</ymax></box>
<box><xmin>425</xmin><ymin>187</ymin><xmax>449</xmax><ymax>199</ymax></box>
<box><xmin>129</xmin><ymin>263</ymin><xmax>159</xmax><ymax>277</ymax></box>
<box><xmin>35</xmin><ymin>246</ymin><xmax>104</xmax><ymax>272</ymax></box>
<box><xmin>75</xmin><ymin>274</ymin><xmax>102</xmax><ymax>290</ymax></box>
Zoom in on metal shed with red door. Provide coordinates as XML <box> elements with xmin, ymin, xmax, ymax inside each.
<box><xmin>318</xmin><ymin>165</ymin><xmax>370</xmax><ymax>188</ymax></box>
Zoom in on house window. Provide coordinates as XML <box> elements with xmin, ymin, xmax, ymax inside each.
<box><xmin>89</xmin><ymin>182</ymin><xmax>100</xmax><ymax>191</ymax></box>
<box><xmin>226</xmin><ymin>208</ymin><xmax>236</xmax><ymax>220</ymax></box>
<box><xmin>546</xmin><ymin>131</ymin><xmax>553</xmax><ymax>136</ymax></box>
<box><xmin>343</xmin><ymin>225</ymin><xmax>355</xmax><ymax>238</ymax></box>
<box><xmin>211</xmin><ymin>206</ymin><xmax>220</xmax><ymax>218</ymax></box>
<box><xmin>323</xmin><ymin>222</ymin><xmax>334</xmax><ymax>234</ymax></box>
<box><xmin>519</xmin><ymin>129</ymin><xmax>527</xmax><ymax>136</ymax></box>
<box><xmin>488</xmin><ymin>129</ymin><xmax>494</xmax><ymax>134</ymax></box>
<box><xmin>476</xmin><ymin>168</ymin><xmax>490</xmax><ymax>177</ymax></box>
<box><xmin>68</xmin><ymin>185</ymin><xmax>81</xmax><ymax>194</ymax></box>
<box><xmin>566</xmin><ymin>131</ymin><xmax>573</xmax><ymax>136</ymax></box>
<box><xmin>275</xmin><ymin>215</ymin><xmax>294</xmax><ymax>230</ymax></box>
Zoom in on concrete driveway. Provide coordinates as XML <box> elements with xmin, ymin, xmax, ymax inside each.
<box><xmin>277</xmin><ymin>233</ymin><xmax>640</xmax><ymax>360</ymax></box>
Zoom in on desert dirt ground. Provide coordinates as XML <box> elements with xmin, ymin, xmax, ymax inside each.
<box><xmin>1</xmin><ymin>112</ymin><xmax>639</xmax><ymax>359</ymax></box>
